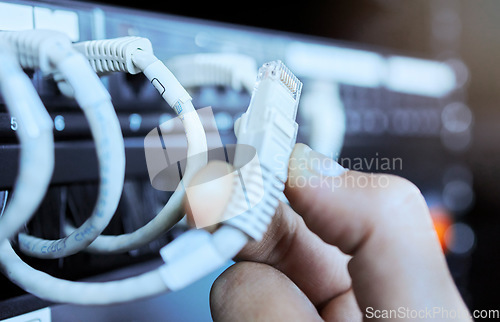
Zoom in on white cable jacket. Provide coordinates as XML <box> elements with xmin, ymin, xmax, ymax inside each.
<box><xmin>0</xmin><ymin>42</ymin><xmax>54</xmax><ymax>242</ymax></box>
<box><xmin>300</xmin><ymin>81</ymin><xmax>346</xmax><ymax>157</ymax></box>
<box><xmin>81</xmin><ymin>101</ymin><xmax>206</xmax><ymax>254</ymax></box>
<box><xmin>0</xmin><ymin>240</ymin><xmax>168</xmax><ymax>305</ymax></box>
<box><xmin>159</xmin><ymin>226</ymin><xmax>248</xmax><ymax>291</ymax></box>
<box><xmin>140</xmin><ymin>58</ymin><xmax>193</xmax><ymax>109</ymax></box>
<box><xmin>16</xmin><ymin>52</ymin><xmax>126</xmax><ymax>259</ymax></box>
<box><xmin>224</xmin><ymin>61</ymin><xmax>301</xmax><ymax>241</ymax></box>
<box><xmin>0</xmin><ymin>33</ymin><xmax>244</xmax><ymax>306</ymax></box>
<box><xmin>0</xmin><ymin>226</ymin><xmax>247</xmax><ymax>305</ymax></box>
<box><xmin>66</xmin><ymin>48</ymin><xmax>208</xmax><ymax>254</ymax></box>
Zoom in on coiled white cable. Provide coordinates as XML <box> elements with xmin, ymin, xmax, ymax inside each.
<box><xmin>223</xmin><ymin>61</ymin><xmax>302</xmax><ymax>241</ymax></box>
<box><xmin>0</xmin><ymin>30</ymin><xmax>125</xmax><ymax>258</ymax></box>
<box><xmin>64</xmin><ymin>37</ymin><xmax>208</xmax><ymax>253</ymax></box>
<box><xmin>0</xmin><ymin>40</ymin><xmax>54</xmax><ymax>243</ymax></box>
<box><xmin>0</xmin><ymin>60</ymin><xmax>300</xmax><ymax>305</ymax></box>
<box><xmin>300</xmin><ymin>81</ymin><xmax>346</xmax><ymax>157</ymax></box>
<box><xmin>0</xmin><ymin>225</ymin><xmax>247</xmax><ymax>305</ymax></box>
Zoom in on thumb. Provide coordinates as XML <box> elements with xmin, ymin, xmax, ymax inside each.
<box><xmin>285</xmin><ymin>143</ymin><xmax>470</xmax><ymax>318</ymax></box>
<box><xmin>184</xmin><ymin>160</ymin><xmax>235</xmax><ymax>230</ymax></box>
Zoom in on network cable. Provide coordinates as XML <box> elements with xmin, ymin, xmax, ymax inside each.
<box><xmin>62</xmin><ymin>36</ymin><xmax>208</xmax><ymax>253</ymax></box>
<box><xmin>0</xmin><ymin>30</ymin><xmax>126</xmax><ymax>259</ymax></box>
<box><xmin>222</xmin><ymin>61</ymin><xmax>302</xmax><ymax>241</ymax></box>
<box><xmin>0</xmin><ymin>40</ymin><xmax>54</xmax><ymax>243</ymax></box>
<box><xmin>0</xmin><ymin>60</ymin><xmax>302</xmax><ymax>305</ymax></box>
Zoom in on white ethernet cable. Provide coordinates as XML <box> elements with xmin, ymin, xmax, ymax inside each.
<box><xmin>222</xmin><ymin>60</ymin><xmax>302</xmax><ymax>241</ymax></box>
<box><xmin>166</xmin><ymin>53</ymin><xmax>258</xmax><ymax>93</ymax></box>
<box><xmin>62</xmin><ymin>36</ymin><xmax>208</xmax><ymax>253</ymax></box>
<box><xmin>162</xmin><ymin>60</ymin><xmax>303</xmax><ymax>290</ymax></box>
<box><xmin>0</xmin><ymin>40</ymin><xmax>54</xmax><ymax>243</ymax></box>
<box><xmin>0</xmin><ymin>226</ymin><xmax>246</xmax><ymax>305</ymax></box>
<box><xmin>0</xmin><ymin>30</ymin><xmax>126</xmax><ymax>259</ymax></box>
<box><xmin>0</xmin><ymin>60</ymin><xmax>302</xmax><ymax>305</ymax></box>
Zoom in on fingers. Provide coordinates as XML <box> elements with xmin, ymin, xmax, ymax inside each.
<box><xmin>319</xmin><ymin>289</ymin><xmax>362</xmax><ymax>322</ymax></box>
<box><xmin>238</xmin><ymin>202</ymin><xmax>352</xmax><ymax>306</ymax></box>
<box><xmin>285</xmin><ymin>143</ymin><xmax>470</xmax><ymax>315</ymax></box>
<box><xmin>210</xmin><ymin>262</ymin><xmax>323</xmax><ymax>322</ymax></box>
<box><xmin>185</xmin><ymin>160</ymin><xmax>235</xmax><ymax>230</ymax></box>
<box><xmin>184</xmin><ymin>161</ymin><xmax>352</xmax><ymax>307</ymax></box>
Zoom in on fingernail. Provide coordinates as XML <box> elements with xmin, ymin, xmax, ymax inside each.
<box><xmin>305</xmin><ymin>146</ymin><xmax>347</xmax><ymax>177</ymax></box>
<box><xmin>290</xmin><ymin>144</ymin><xmax>347</xmax><ymax>178</ymax></box>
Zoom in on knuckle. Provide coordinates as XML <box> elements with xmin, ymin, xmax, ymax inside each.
<box><xmin>371</xmin><ymin>174</ymin><xmax>429</xmax><ymax>220</ymax></box>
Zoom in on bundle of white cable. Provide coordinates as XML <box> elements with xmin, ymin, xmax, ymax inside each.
<box><xmin>166</xmin><ymin>53</ymin><xmax>258</xmax><ymax>93</ymax></box>
<box><xmin>0</xmin><ymin>30</ymin><xmax>126</xmax><ymax>259</ymax></box>
<box><xmin>65</xmin><ymin>37</ymin><xmax>208</xmax><ymax>253</ymax></box>
<box><xmin>0</xmin><ymin>224</ymin><xmax>247</xmax><ymax>304</ymax></box>
<box><xmin>0</xmin><ymin>40</ymin><xmax>54</xmax><ymax>243</ymax></box>
<box><xmin>0</xmin><ymin>60</ymin><xmax>301</xmax><ymax>305</ymax></box>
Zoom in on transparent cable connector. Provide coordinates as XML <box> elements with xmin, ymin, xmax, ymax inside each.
<box><xmin>257</xmin><ymin>60</ymin><xmax>302</xmax><ymax>100</ymax></box>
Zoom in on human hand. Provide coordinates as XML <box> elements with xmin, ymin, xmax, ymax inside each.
<box><xmin>185</xmin><ymin>143</ymin><xmax>471</xmax><ymax>321</ymax></box>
